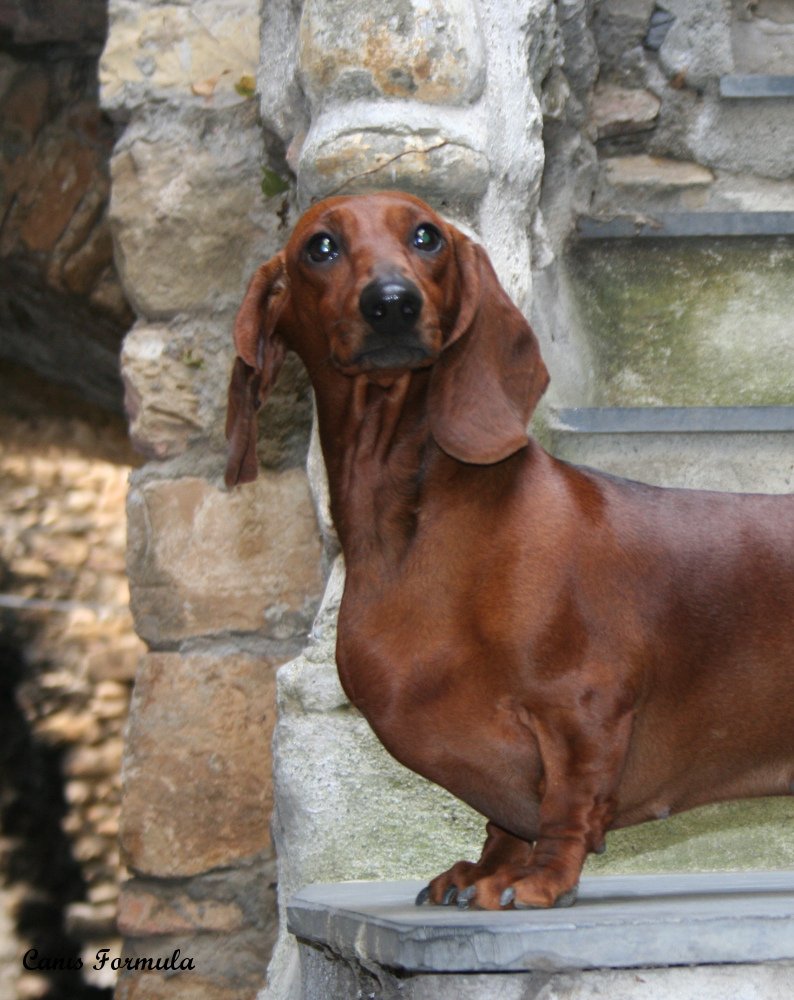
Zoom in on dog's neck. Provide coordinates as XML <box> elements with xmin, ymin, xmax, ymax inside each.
<box><xmin>314</xmin><ymin>370</ymin><xmax>438</xmax><ymax>574</ymax></box>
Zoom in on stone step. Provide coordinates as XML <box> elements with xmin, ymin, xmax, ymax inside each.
<box><xmin>565</xmin><ymin>235</ymin><xmax>794</xmax><ymax>409</ymax></box>
<box><xmin>577</xmin><ymin>211</ymin><xmax>794</xmax><ymax>239</ymax></box>
<box><xmin>720</xmin><ymin>75</ymin><xmax>794</xmax><ymax>99</ymax></box>
<box><xmin>288</xmin><ymin>873</ymin><xmax>794</xmax><ymax>999</ymax></box>
<box><xmin>547</xmin><ymin>407</ymin><xmax>794</xmax><ymax>493</ymax></box>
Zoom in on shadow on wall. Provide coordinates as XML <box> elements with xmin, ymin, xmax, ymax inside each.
<box><xmin>0</xmin><ymin>575</ymin><xmax>111</xmax><ymax>1000</ymax></box>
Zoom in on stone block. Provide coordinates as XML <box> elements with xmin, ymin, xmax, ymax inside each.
<box><xmin>0</xmin><ymin>0</ymin><xmax>106</xmax><ymax>49</ymax></box>
<box><xmin>120</xmin><ymin>319</ymin><xmax>312</xmax><ymax>465</ymax></box>
<box><xmin>290</xmin><ymin>873</ymin><xmax>794</xmax><ymax>974</ymax></box>
<box><xmin>297</xmin><ymin>0</ymin><xmax>485</xmax><ymax>108</ymax></box>
<box><xmin>119</xmin><ymin>652</ymin><xmax>276</xmax><ymax>877</ymax></box>
<box><xmin>298</xmin><ymin>124</ymin><xmax>490</xmax><ymax>203</ymax></box>
<box><xmin>120</xmin><ymin>321</ymin><xmax>204</xmax><ymax>460</ymax></box>
<box><xmin>567</xmin><ymin>236</ymin><xmax>794</xmax><ymax>408</ymax></box>
<box><xmin>690</xmin><ymin>99</ymin><xmax>794</xmax><ymax>179</ymax></box>
<box><xmin>658</xmin><ymin>0</ymin><xmax>733</xmax><ymax>89</ymax></box>
<box><xmin>101</xmin><ymin>0</ymin><xmax>260</xmax><ymax>112</ymax></box>
<box><xmin>591</xmin><ymin>85</ymin><xmax>660</xmax><ymax>138</ymax></box>
<box><xmin>118</xmin><ymin>885</ymin><xmax>246</xmax><ymax>936</ymax></box>
<box><xmin>265</xmin><ymin>633</ymin><xmax>486</xmax><ymax>1000</ymax></box>
<box><xmin>731</xmin><ymin>12</ymin><xmax>794</xmax><ymax>76</ymax></box>
<box><xmin>126</xmin><ymin>472</ymin><xmax>322</xmax><ymax>645</ymax></box>
<box><xmin>549</xmin><ymin>420</ymin><xmax>794</xmax><ymax>496</ymax></box>
<box><xmin>116</xmin><ymin>972</ymin><xmax>257</xmax><ymax>1000</ymax></box>
<box><xmin>108</xmin><ymin>104</ymin><xmax>287</xmax><ymax>319</ymax></box>
<box><xmin>601</xmin><ymin>155</ymin><xmax>713</xmax><ymax>190</ymax></box>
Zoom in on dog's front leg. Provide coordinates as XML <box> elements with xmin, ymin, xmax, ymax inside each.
<box><xmin>496</xmin><ymin>697</ymin><xmax>635</xmax><ymax>909</ymax></box>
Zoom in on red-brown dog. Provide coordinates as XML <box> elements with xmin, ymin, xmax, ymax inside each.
<box><xmin>226</xmin><ymin>191</ymin><xmax>794</xmax><ymax>910</ymax></box>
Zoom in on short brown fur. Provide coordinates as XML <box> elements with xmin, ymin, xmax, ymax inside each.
<box><xmin>226</xmin><ymin>192</ymin><xmax>794</xmax><ymax>910</ymax></box>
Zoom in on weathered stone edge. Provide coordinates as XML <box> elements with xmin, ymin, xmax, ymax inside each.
<box><xmin>287</xmin><ymin>873</ymin><xmax>794</xmax><ymax>973</ymax></box>
<box><xmin>577</xmin><ymin>212</ymin><xmax>794</xmax><ymax>238</ymax></box>
<box><xmin>551</xmin><ymin>406</ymin><xmax>794</xmax><ymax>435</ymax></box>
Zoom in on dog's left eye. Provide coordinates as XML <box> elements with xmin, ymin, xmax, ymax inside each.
<box><xmin>412</xmin><ymin>223</ymin><xmax>443</xmax><ymax>253</ymax></box>
<box><xmin>306</xmin><ymin>233</ymin><xmax>340</xmax><ymax>264</ymax></box>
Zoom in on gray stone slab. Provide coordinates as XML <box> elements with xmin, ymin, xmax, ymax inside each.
<box><xmin>720</xmin><ymin>75</ymin><xmax>794</xmax><ymax>99</ymax></box>
<box><xmin>288</xmin><ymin>872</ymin><xmax>794</xmax><ymax>974</ymax></box>
<box><xmin>576</xmin><ymin>212</ymin><xmax>794</xmax><ymax>239</ymax></box>
<box><xmin>553</xmin><ymin>406</ymin><xmax>794</xmax><ymax>435</ymax></box>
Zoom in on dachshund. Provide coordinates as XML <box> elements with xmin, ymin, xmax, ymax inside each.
<box><xmin>225</xmin><ymin>191</ymin><xmax>794</xmax><ymax>911</ymax></box>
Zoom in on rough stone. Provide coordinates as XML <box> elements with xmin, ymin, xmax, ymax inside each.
<box><xmin>298</xmin><ymin>124</ymin><xmax>490</xmax><ymax>202</ymax></box>
<box><xmin>108</xmin><ymin>104</ymin><xmax>287</xmax><ymax>319</ymax></box>
<box><xmin>116</xmin><ymin>974</ymin><xmax>259</xmax><ymax>1000</ymax></box>
<box><xmin>601</xmin><ymin>154</ymin><xmax>714</xmax><ymax>189</ymax></box>
<box><xmin>126</xmin><ymin>472</ymin><xmax>322</xmax><ymax>646</ymax></box>
<box><xmin>591</xmin><ymin>84</ymin><xmax>660</xmax><ymax>138</ymax></box>
<box><xmin>100</xmin><ymin>0</ymin><xmax>260</xmax><ymax>113</ymax></box>
<box><xmin>118</xmin><ymin>886</ymin><xmax>247</xmax><ymax>936</ymax></box>
<box><xmin>298</xmin><ymin>0</ymin><xmax>486</xmax><ymax>108</ymax></box>
<box><xmin>0</xmin><ymin>0</ymin><xmax>107</xmax><ymax>50</ymax></box>
<box><xmin>121</xmin><ymin>317</ymin><xmax>312</xmax><ymax>465</ymax></box>
<box><xmin>591</xmin><ymin>0</ymin><xmax>657</xmax><ymax>77</ymax></box>
<box><xmin>119</xmin><ymin>652</ymin><xmax>277</xmax><ymax>877</ymax></box>
<box><xmin>297</xmin><ymin>941</ymin><xmax>794</xmax><ymax>1000</ymax></box>
<box><xmin>568</xmin><ymin>237</ymin><xmax>794</xmax><ymax>408</ymax></box>
<box><xmin>731</xmin><ymin>6</ymin><xmax>794</xmax><ymax>76</ymax></box>
<box><xmin>0</xmin><ymin>52</ymin><xmax>132</xmax><ymax>410</ymax></box>
<box><xmin>689</xmin><ymin>99</ymin><xmax>794</xmax><ymax>180</ymax></box>
<box><xmin>550</xmin><ymin>425</ymin><xmax>794</xmax><ymax>496</ymax></box>
<box><xmin>120</xmin><ymin>322</ymin><xmax>205</xmax><ymax>460</ymax></box>
<box><xmin>657</xmin><ymin>0</ymin><xmax>734</xmax><ymax>89</ymax></box>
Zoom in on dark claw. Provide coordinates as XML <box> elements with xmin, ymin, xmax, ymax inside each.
<box><xmin>442</xmin><ymin>886</ymin><xmax>458</xmax><ymax>906</ymax></box>
<box><xmin>499</xmin><ymin>887</ymin><xmax>515</xmax><ymax>908</ymax></box>
<box><xmin>555</xmin><ymin>886</ymin><xmax>579</xmax><ymax>908</ymax></box>
<box><xmin>457</xmin><ymin>885</ymin><xmax>476</xmax><ymax>909</ymax></box>
<box><xmin>415</xmin><ymin>885</ymin><xmax>431</xmax><ymax>906</ymax></box>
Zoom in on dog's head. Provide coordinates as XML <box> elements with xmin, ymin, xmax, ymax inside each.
<box><xmin>226</xmin><ymin>191</ymin><xmax>548</xmax><ymax>485</ymax></box>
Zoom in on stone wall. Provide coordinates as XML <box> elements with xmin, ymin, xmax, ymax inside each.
<box><xmin>0</xmin><ymin>3</ymin><xmax>141</xmax><ymax>996</ymax></box>
<box><xmin>0</xmin><ymin>0</ymin><xmax>132</xmax><ymax>412</ymax></box>
<box><xmin>100</xmin><ymin>2</ymin><xmax>325</xmax><ymax>997</ymax></box>
<box><xmin>0</xmin><ymin>394</ymin><xmax>142</xmax><ymax>999</ymax></box>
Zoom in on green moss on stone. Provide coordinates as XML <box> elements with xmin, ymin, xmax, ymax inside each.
<box><xmin>569</xmin><ymin>237</ymin><xmax>794</xmax><ymax>407</ymax></box>
<box><xmin>588</xmin><ymin>798</ymin><xmax>794</xmax><ymax>875</ymax></box>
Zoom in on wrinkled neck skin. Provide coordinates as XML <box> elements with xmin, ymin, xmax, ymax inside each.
<box><xmin>310</xmin><ymin>365</ymin><xmax>530</xmax><ymax>589</ymax></box>
<box><xmin>314</xmin><ymin>369</ymin><xmax>434</xmax><ymax>577</ymax></box>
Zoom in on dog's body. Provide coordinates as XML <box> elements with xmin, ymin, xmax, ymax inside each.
<box><xmin>226</xmin><ymin>191</ymin><xmax>794</xmax><ymax>910</ymax></box>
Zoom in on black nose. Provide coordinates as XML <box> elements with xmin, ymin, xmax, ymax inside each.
<box><xmin>359</xmin><ymin>275</ymin><xmax>423</xmax><ymax>336</ymax></box>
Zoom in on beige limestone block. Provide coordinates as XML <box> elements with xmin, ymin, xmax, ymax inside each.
<box><xmin>120</xmin><ymin>322</ymin><xmax>204</xmax><ymax>460</ymax></box>
<box><xmin>298</xmin><ymin>0</ymin><xmax>485</xmax><ymax>107</ymax></box>
<box><xmin>299</xmin><ymin>127</ymin><xmax>489</xmax><ymax>202</ymax></box>
<box><xmin>591</xmin><ymin>85</ymin><xmax>661</xmax><ymax>139</ymax></box>
<box><xmin>602</xmin><ymin>155</ymin><xmax>714</xmax><ymax>190</ymax></box>
<box><xmin>108</xmin><ymin>105</ymin><xmax>281</xmax><ymax>318</ymax></box>
<box><xmin>119</xmin><ymin>652</ymin><xmax>276</xmax><ymax>876</ymax></box>
<box><xmin>101</xmin><ymin>0</ymin><xmax>259</xmax><ymax>110</ymax></box>
<box><xmin>127</xmin><ymin>473</ymin><xmax>322</xmax><ymax>645</ymax></box>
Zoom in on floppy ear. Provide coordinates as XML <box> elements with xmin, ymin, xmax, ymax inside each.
<box><xmin>428</xmin><ymin>234</ymin><xmax>549</xmax><ymax>465</ymax></box>
<box><xmin>225</xmin><ymin>253</ymin><xmax>289</xmax><ymax>487</ymax></box>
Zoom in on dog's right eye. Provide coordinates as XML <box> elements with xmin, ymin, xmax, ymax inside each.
<box><xmin>306</xmin><ymin>233</ymin><xmax>340</xmax><ymax>264</ymax></box>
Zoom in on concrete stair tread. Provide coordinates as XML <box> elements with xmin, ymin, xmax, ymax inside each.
<box><xmin>552</xmin><ymin>406</ymin><xmax>794</xmax><ymax>434</ymax></box>
<box><xmin>288</xmin><ymin>871</ymin><xmax>794</xmax><ymax>973</ymax></box>
<box><xmin>720</xmin><ymin>75</ymin><xmax>794</xmax><ymax>99</ymax></box>
<box><xmin>577</xmin><ymin>211</ymin><xmax>794</xmax><ymax>239</ymax></box>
